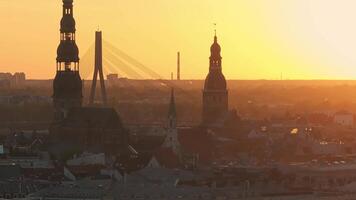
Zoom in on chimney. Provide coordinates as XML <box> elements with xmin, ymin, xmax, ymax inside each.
<box><xmin>177</xmin><ymin>52</ymin><xmax>180</xmax><ymax>80</ymax></box>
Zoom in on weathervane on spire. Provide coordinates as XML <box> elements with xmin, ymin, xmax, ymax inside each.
<box><xmin>213</xmin><ymin>23</ymin><xmax>217</xmax><ymax>43</ymax></box>
<box><xmin>213</xmin><ymin>23</ymin><xmax>217</xmax><ymax>36</ymax></box>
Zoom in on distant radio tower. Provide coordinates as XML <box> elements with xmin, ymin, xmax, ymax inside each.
<box><xmin>177</xmin><ymin>52</ymin><xmax>180</xmax><ymax>80</ymax></box>
<box><xmin>89</xmin><ymin>31</ymin><xmax>107</xmax><ymax>106</ymax></box>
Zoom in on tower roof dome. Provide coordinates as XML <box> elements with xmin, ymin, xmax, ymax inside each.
<box><xmin>210</xmin><ymin>35</ymin><xmax>221</xmax><ymax>53</ymax></box>
<box><xmin>60</xmin><ymin>15</ymin><xmax>76</xmax><ymax>33</ymax></box>
<box><xmin>56</xmin><ymin>40</ymin><xmax>79</xmax><ymax>62</ymax></box>
<box><xmin>205</xmin><ymin>32</ymin><xmax>226</xmax><ymax>91</ymax></box>
<box><xmin>204</xmin><ymin>72</ymin><xmax>227</xmax><ymax>90</ymax></box>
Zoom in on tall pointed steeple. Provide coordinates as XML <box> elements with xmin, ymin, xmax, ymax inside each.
<box><xmin>168</xmin><ymin>88</ymin><xmax>176</xmax><ymax>129</ymax></box>
<box><xmin>163</xmin><ymin>88</ymin><xmax>180</xmax><ymax>154</ymax></box>
<box><xmin>168</xmin><ymin>88</ymin><xmax>176</xmax><ymax>117</ymax></box>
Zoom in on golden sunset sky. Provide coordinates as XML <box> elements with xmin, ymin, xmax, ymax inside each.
<box><xmin>1</xmin><ymin>0</ymin><xmax>356</xmax><ymax>80</ymax></box>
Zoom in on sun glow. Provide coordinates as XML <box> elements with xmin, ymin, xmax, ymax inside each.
<box><xmin>0</xmin><ymin>0</ymin><xmax>356</xmax><ymax>79</ymax></box>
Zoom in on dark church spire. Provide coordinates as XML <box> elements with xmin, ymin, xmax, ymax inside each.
<box><xmin>53</xmin><ymin>0</ymin><xmax>83</xmax><ymax>120</ymax></box>
<box><xmin>205</xmin><ymin>31</ymin><xmax>225</xmax><ymax>90</ymax></box>
<box><xmin>209</xmin><ymin>31</ymin><xmax>222</xmax><ymax>71</ymax></box>
<box><xmin>163</xmin><ymin>88</ymin><xmax>180</xmax><ymax>153</ymax></box>
<box><xmin>168</xmin><ymin>88</ymin><xmax>177</xmax><ymax>129</ymax></box>
<box><xmin>57</xmin><ymin>0</ymin><xmax>79</xmax><ymax>70</ymax></box>
<box><xmin>168</xmin><ymin>88</ymin><xmax>176</xmax><ymax>118</ymax></box>
<box><xmin>214</xmin><ymin>29</ymin><xmax>217</xmax><ymax>42</ymax></box>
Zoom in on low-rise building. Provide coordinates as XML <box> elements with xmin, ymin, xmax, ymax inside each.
<box><xmin>334</xmin><ymin>111</ymin><xmax>354</xmax><ymax>127</ymax></box>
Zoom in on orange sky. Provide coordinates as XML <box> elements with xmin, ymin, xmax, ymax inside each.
<box><xmin>1</xmin><ymin>0</ymin><xmax>356</xmax><ymax>80</ymax></box>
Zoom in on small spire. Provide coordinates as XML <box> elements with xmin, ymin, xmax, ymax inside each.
<box><xmin>168</xmin><ymin>88</ymin><xmax>176</xmax><ymax>117</ymax></box>
<box><xmin>213</xmin><ymin>23</ymin><xmax>217</xmax><ymax>43</ymax></box>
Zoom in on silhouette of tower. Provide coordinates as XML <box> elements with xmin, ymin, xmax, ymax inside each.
<box><xmin>177</xmin><ymin>52</ymin><xmax>180</xmax><ymax>80</ymax></box>
<box><xmin>163</xmin><ymin>88</ymin><xmax>180</xmax><ymax>154</ymax></box>
<box><xmin>168</xmin><ymin>88</ymin><xmax>177</xmax><ymax>129</ymax></box>
<box><xmin>89</xmin><ymin>31</ymin><xmax>107</xmax><ymax>106</ymax></box>
<box><xmin>53</xmin><ymin>0</ymin><xmax>82</xmax><ymax>120</ymax></box>
<box><xmin>202</xmin><ymin>32</ymin><xmax>228</xmax><ymax>125</ymax></box>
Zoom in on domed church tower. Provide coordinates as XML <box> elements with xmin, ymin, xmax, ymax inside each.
<box><xmin>53</xmin><ymin>0</ymin><xmax>82</xmax><ymax>120</ymax></box>
<box><xmin>202</xmin><ymin>32</ymin><xmax>228</xmax><ymax>126</ymax></box>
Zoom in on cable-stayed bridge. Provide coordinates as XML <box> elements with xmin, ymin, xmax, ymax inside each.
<box><xmin>80</xmin><ymin>40</ymin><xmax>164</xmax><ymax>80</ymax></box>
<box><xmin>79</xmin><ymin>38</ymin><xmax>200</xmax><ymax>106</ymax></box>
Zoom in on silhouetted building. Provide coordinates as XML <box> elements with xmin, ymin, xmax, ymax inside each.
<box><xmin>107</xmin><ymin>74</ymin><xmax>121</xmax><ymax>87</ymax></box>
<box><xmin>202</xmin><ymin>32</ymin><xmax>228</xmax><ymax>126</ymax></box>
<box><xmin>167</xmin><ymin>88</ymin><xmax>177</xmax><ymax>129</ymax></box>
<box><xmin>12</xmin><ymin>73</ymin><xmax>26</xmax><ymax>86</ymax></box>
<box><xmin>162</xmin><ymin>88</ymin><xmax>179</xmax><ymax>154</ymax></box>
<box><xmin>50</xmin><ymin>1</ymin><xmax>128</xmax><ymax>155</ymax></box>
<box><xmin>53</xmin><ymin>107</ymin><xmax>128</xmax><ymax>153</ymax></box>
<box><xmin>149</xmin><ymin>90</ymin><xmax>214</xmax><ymax>169</ymax></box>
<box><xmin>0</xmin><ymin>72</ymin><xmax>26</xmax><ymax>88</ymax></box>
<box><xmin>107</xmin><ymin>74</ymin><xmax>119</xmax><ymax>81</ymax></box>
<box><xmin>53</xmin><ymin>0</ymin><xmax>82</xmax><ymax>120</ymax></box>
<box><xmin>0</xmin><ymin>79</ymin><xmax>10</xmax><ymax>88</ymax></box>
<box><xmin>0</xmin><ymin>73</ymin><xmax>12</xmax><ymax>81</ymax></box>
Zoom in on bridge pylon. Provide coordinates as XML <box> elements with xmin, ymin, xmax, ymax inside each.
<box><xmin>89</xmin><ymin>31</ymin><xmax>108</xmax><ymax>106</ymax></box>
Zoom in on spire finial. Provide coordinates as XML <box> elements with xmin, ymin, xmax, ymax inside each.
<box><xmin>213</xmin><ymin>23</ymin><xmax>217</xmax><ymax>42</ymax></box>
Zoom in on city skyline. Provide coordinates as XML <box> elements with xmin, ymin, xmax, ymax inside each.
<box><xmin>2</xmin><ymin>1</ymin><xmax>356</xmax><ymax>199</ymax></box>
<box><xmin>2</xmin><ymin>0</ymin><xmax>356</xmax><ymax>80</ymax></box>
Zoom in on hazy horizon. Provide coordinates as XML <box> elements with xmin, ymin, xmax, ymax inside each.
<box><xmin>2</xmin><ymin>0</ymin><xmax>356</xmax><ymax>80</ymax></box>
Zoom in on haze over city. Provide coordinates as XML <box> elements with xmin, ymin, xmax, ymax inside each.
<box><xmin>2</xmin><ymin>0</ymin><xmax>356</xmax><ymax>79</ymax></box>
<box><xmin>3</xmin><ymin>0</ymin><xmax>356</xmax><ymax>199</ymax></box>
